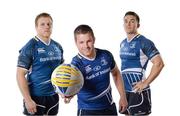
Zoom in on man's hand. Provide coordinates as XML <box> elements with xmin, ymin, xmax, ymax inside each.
<box><xmin>25</xmin><ymin>99</ymin><xmax>37</xmax><ymax>114</ymax></box>
<box><xmin>60</xmin><ymin>94</ymin><xmax>74</xmax><ymax>104</ymax></box>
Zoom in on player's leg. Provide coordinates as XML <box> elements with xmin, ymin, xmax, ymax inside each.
<box><xmin>77</xmin><ymin>103</ymin><xmax>117</xmax><ymax>116</ymax></box>
<box><xmin>23</xmin><ymin>96</ymin><xmax>46</xmax><ymax>115</ymax></box>
<box><xmin>45</xmin><ymin>94</ymin><xmax>59</xmax><ymax>115</ymax></box>
<box><xmin>102</xmin><ymin>102</ymin><xmax>117</xmax><ymax>115</ymax></box>
<box><xmin>122</xmin><ymin>89</ymin><xmax>151</xmax><ymax>115</ymax></box>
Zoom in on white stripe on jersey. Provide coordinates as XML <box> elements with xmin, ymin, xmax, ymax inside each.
<box><xmin>88</xmin><ymin>84</ymin><xmax>111</xmax><ymax>100</ymax></box>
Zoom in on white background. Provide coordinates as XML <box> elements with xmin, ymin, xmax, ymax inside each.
<box><xmin>0</xmin><ymin>0</ymin><xmax>179</xmax><ymax>115</ymax></box>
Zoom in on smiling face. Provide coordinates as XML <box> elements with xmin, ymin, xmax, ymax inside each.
<box><xmin>75</xmin><ymin>33</ymin><xmax>95</xmax><ymax>58</ymax></box>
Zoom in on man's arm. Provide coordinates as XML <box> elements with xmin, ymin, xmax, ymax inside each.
<box><xmin>16</xmin><ymin>67</ymin><xmax>37</xmax><ymax>114</ymax></box>
<box><xmin>133</xmin><ymin>55</ymin><xmax>164</xmax><ymax>92</ymax></box>
<box><xmin>111</xmin><ymin>64</ymin><xmax>127</xmax><ymax>112</ymax></box>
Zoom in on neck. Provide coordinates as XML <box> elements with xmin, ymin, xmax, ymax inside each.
<box><xmin>79</xmin><ymin>49</ymin><xmax>96</xmax><ymax>60</ymax></box>
<box><xmin>37</xmin><ymin>35</ymin><xmax>50</xmax><ymax>44</ymax></box>
<box><xmin>89</xmin><ymin>49</ymin><xmax>96</xmax><ymax>59</ymax></box>
<box><xmin>127</xmin><ymin>32</ymin><xmax>138</xmax><ymax>41</ymax></box>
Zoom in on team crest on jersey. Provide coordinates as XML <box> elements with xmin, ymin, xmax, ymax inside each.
<box><xmin>37</xmin><ymin>48</ymin><xmax>46</xmax><ymax>54</ymax></box>
<box><xmin>54</xmin><ymin>46</ymin><xmax>60</xmax><ymax>52</ymax></box>
<box><xmin>101</xmin><ymin>57</ymin><xmax>108</xmax><ymax>66</ymax></box>
<box><xmin>85</xmin><ymin>65</ymin><xmax>92</xmax><ymax>74</ymax></box>
<box><xmin>129</xmin><ymin>42</ymin><xmax>136</xmax><ymax>49</ymax></box>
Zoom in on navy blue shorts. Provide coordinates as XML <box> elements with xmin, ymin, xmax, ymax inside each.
<box><xmin>121</xmin><ymin>89</ymin><xmax>151</xmax><ymax>115</ymax></box>
<box><xmin>23</xmin><ymin>94</ymin><xmax>59</xmax><ymax>115</ymax></box>
<box><xmin>77</xmin><ymin>103</ymin><xmax>117</xmax><ymax>116</ymax></box>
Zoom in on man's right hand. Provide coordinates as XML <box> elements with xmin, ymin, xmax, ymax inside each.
<box><xmin>60</xmin><ymin>94</ymin><xmax>74</xmax><ymax>104</ymax></box>
<box><xmin>25</xmin><ymin>99</ymin><xmax>37</xmax><ymax>114</ymax></box>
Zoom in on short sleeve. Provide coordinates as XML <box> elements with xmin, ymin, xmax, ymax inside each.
<box><xmin>17</xmin><ymin>39</ymin><xmax>34</xmax><ymax>70</ymax></box>
<box><xmin>71</xmin><ymin>55</ymin><xmax>86</xmax><ymax>77</ymax></box>
<box><xmin>106</xmin><ymin>50</ymin><xmax>116</xmax><ymax>70</ymax></box>
<box><xmin>140</xmin><ymin>38</ymin><xmax>160</xmax><ymax>60</ymax></box>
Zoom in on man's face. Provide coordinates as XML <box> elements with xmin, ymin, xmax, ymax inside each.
<box><xmin>123</xmin><ymin>15</ymin><xmax>139</xmax><ymax>35</ymax></box>
<box><xmin>75</xmin><ymin>33</ymin><xmax>95</xmax><ymax>58</ymax></box>
<box><xmin>36</xmin><ymin>17</ymin><xmax>52</xmax><ymax>39</ymax></box>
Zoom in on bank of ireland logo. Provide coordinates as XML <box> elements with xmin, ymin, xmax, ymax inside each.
<box><xmin>48</xmin><ymin>51</ymin><xmax>54</xmax><ymax>56</ymax></box>
<box><xmin>93</xmin><ymin>65</ymin><xmax>101</xmax><ymax>71</ymax></box>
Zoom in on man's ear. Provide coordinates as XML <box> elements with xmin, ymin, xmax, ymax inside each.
<box><xmin>137</xmin><ymin>24</ymin><xmax>140</xmax><ymax>28</ymax></box>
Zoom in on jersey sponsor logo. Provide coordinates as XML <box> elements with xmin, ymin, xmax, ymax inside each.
<box><xmin>93</xmin><ymin>65</ymin><xmax>101</xmax><ymax>71</ymax></box>
<box><xmin>37</xmin><ymin>48</ymin><xmax>46</xmax><ymax>54</ymax></box>
<box><xmin>120</xmin><ymin>52</ymin><xmax>136</xmax><ymax>56</ymax></box>
<box><xmin>40</xmin><ymin>56</ymin><xmax>62</xmax><ymax>62</ymax></box>
<box><xmin>86</xmin><ymin>67</ymin><xmax>110</xmax><ymax>80</ymax></box>
<box><xmin>48</xmin><ymin>51</ymin><xmax>54</xmax><ymax>56</ymax></box>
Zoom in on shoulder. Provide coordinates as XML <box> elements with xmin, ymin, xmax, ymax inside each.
<box><xmin>51</xmin><ymin>39</ymin><xmax>64</xmax><ymax>50</ymax></box>
<box><xmin>51</xmin><ymin>39</ymin><xmax>62</xmax><ymax>46</ymax></box>
<box><xmin>71</xmin><ymin>55</ymin><xmax>84</xmax><ymax>71</ymax></box>
<box><xmin>138</xmin><ymin>35</ymin><xmax>154</xmax><ymax>45</ymax></box>
<box><xmin>121</xmin><ymin>38</ymin><xmax>127</xmax><ymax>43</ymax></box>
<box><xmin>96</xmin><ymin>48</ymin><xmax>113</xmax><ymax>57</ymax></box>
<box><xmin>27</xmin><ymin>38</ymin><xmax>37</xmax><ymax>47</ymax></box>
<box><xmin>120</xmin><ymin>38</ymin><xmax>127</xmax><ymax>47</ymax></box>
<box><xmin>138</xmin><ymin>35</ymin><xmax>160</xmax><ymax>58</ymax></box>
<box><xmin>72</xmin><ymin>55</ymin><xmax>81</xmax><ymax>63</ymax></box>
<box><xmin>51</xmin><ymin>39</ymin><xmax>59</xmax><ymax>44</ymax></box>
<box><xmin>19</xmin><ymin>38</ymin><xmax>37</xmax><ymax>52</ymax></box>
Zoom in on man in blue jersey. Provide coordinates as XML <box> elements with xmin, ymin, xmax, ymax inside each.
<box><xmin>16</xmin><ymin>13</ymin><xmax>64</xmax><ymax>115</ymax></box>
<box><xmin>119</xmin><ymin>11</ymin><xmax>164</xmax><ymax>115</ymax></box>
<box><xmin>70</xmin><ymin>24</ymin><xmax>127</xmax><ymax>115</ymax></box>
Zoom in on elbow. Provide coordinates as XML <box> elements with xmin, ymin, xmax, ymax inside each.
<box><xmin>160</xmin><ymin>61</ymin><xmax>165</xmax><ymax>69</ymax></box>
<box><xmin>158</xmin><ymin>61</ymin><xmax>165</xmax><ymax>71</ymax></box>
<box><xmin>162</xmin><ymin>62</ymin><xmax>165</xmax><ymax>68</ymax></box>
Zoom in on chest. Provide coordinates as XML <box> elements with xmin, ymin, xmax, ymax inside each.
<box><xmin>33</xmin><ymin>43</ymin><xmax>62</xmax><ymax>62</ymax></box>
<box><xmin>82</xmin><ymin>56</ymin><xmax>111</xmax><ymax>80</ymax></box>
<box><xmin>120</xmin><ymin>41</ymin><xmax>141</xmax><ymax>59</ymax></box>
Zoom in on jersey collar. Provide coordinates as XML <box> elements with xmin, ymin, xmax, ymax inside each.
<box><xmin>77</xmin><ymin>49</ymin><xmax>97</xmax><ymax>61</ymax></box>
<box><xmin>35</xmin><ymin>36</ymin><xmax>51</xmax><ymax>46</ymax></box>
<box><xmin>127</xmin><ymin>34</ymin><xmax>141</xmax><ymax>42</ymax></box>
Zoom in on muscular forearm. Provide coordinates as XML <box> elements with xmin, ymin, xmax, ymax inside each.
<box><xmin>114</xmin><ymin>75</ymin><xmax>126</xmax><ymax>98</ymax></box>
<box><xmin>144</xmin><ymin>56</ymin><xmax>164</xmax><ymax>85</ymax></box>
<box><xmin>16</xmin><ymin>67</ymin><xmax>32</xmax><ymax>102</ymax></box>
<box><xmin>112</xmin><ymin>67</ymin><xmax>126</xmax><ymax>98</ymax></box>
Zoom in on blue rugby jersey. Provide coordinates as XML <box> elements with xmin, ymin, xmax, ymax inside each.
<box><xmin>120</xmin><ymin>34</ymin><xmax>160</xmax><ymax>92</ymax></box>
<box><xmin>71</xmin><ymin>48</ymin><xmax>115</xmax><ymax>110</ymax></box>
<box><xmin>17</xmin><ymin>36</ymin><xmax>64</xmax><ymax>96</ymax></box>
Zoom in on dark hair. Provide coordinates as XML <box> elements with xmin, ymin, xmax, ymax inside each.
<box><xmin>35</xmin><ymin>12</ymin><xmax>53</xmax><ymax>26</ymax></box>
<box><xmin>124</xmin><ymin>11</ymin><xmax>140</xmax><ymax>24</ymax></box>
<box><xmin>74</xmin><ymin>24</ymin><xmax>95</xmax><ymax>41</ymax></box>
